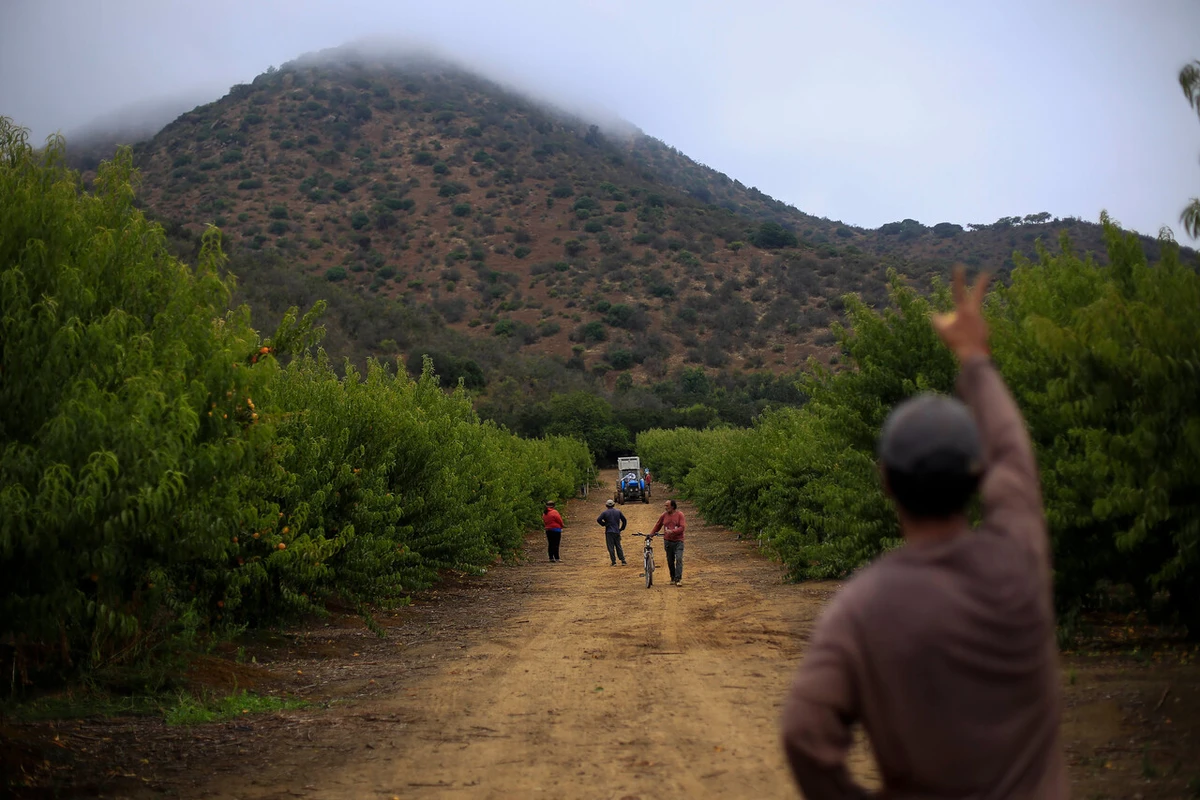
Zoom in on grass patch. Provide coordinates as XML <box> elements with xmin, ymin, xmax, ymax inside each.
<box><xmin>4</xmin><ymin>687</ymin><xmax>306</xmax><ymax>726</ymax></box>
<box><xmin>163</xmin><ymin>689</ymin><xmax>306</xmax><ymax>726</ymax></box>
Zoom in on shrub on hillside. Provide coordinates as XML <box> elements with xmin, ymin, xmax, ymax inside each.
<box><xmin>752</xmin><ymin>221</ymin><xmax>798</xmax><ymax>249</ymax></box>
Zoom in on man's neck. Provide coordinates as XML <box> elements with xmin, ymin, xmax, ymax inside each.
<box><xmin>901</xmin><ymin>513</ymin><xmax>968</xmax><ymax>547</ymax></box>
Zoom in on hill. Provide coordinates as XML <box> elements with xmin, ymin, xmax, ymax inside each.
<box><xmin>109</xmin><ymin>46</ymin><xmax>1180</xmax><ymax>385</ymax></box>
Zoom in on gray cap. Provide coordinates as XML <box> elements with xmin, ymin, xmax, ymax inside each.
<box><xmin>878</xmin><ymin>393</ymin><xmax>983</xmax><ymax>476</ymax></box>
<box><xmin>605</xmin><ymin>499</ymin><xmax>615</xmax><ymax>507</ymax></box>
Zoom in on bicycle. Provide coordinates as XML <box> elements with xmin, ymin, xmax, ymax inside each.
<box><xmin>631</xmin><ymin>532</ymin><xmax>660</xmax><ymax>588</ymax></box>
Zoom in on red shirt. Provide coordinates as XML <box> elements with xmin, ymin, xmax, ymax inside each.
<box><xmin>651</xmin><ymin>510</ymin><xmax>686</xmax><ymax>541</ymax></box>
<box><xmin>542</xmin><ymin>509</ymin><xmax>564</xmax><ymax>530</ymax></box>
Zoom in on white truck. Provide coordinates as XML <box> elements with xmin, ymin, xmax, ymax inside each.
<box><xmin>615</xmin><ymin>456</ymin><xmax>650</xmax><ymax>504</ymax></box>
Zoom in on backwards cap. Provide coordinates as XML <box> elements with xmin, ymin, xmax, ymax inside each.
<box><xmin>878</xmin><ymin>393</ymin><xmax>983</xmax><ymax>477</ymax></box>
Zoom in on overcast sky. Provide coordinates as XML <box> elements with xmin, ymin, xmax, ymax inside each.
<box><xmin>2</xmin><ymin>0</ymin><xmax>1198</xmax><ymax>237</ymax></box>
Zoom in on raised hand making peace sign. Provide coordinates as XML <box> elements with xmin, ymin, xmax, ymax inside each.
<box><xmin>932</xmin><ymin>265</ymin><xmax>992</xmax><ymax>363</ymax></box>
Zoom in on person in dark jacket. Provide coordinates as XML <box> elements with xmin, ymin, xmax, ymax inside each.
<box><xmin>596</xmin><ymin>498</ymin><xmax>627</xmax><ymax>566</ymax></box>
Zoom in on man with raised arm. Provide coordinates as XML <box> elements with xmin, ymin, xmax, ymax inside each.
<box><xmin>780</xmin><ymin>268</ymin><xmax>1067</xmax><ymax>799</ymax></box>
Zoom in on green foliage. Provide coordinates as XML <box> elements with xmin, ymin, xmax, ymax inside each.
<box><xmin>1179</xmin><ymin>59</ymin><xmax>1200</xmax><ymax>238</ymax></box>
<box><xmin>639</xmin><ymin>221</ymin><xmax>1200</xmax><ymax>634</ymax></box>
<box><xmin>606</xmin><ymin>348</ymin><xmax>634</xmax><ymax>370</ymax></box>
<box><xmin>163</xmin><ymin>689</ymin><xmax>305</xmax><ymax>726</ymax></box>
<box><xmin>989</xmin><ymin>221</ymin><xmax>1200</xmax><ymax>630</ymax></box>
<box><xmin>0</xmin><ymin>122</ymin><xmax>593</xmax><ymax>686</ymax></box>
<box><xmin>752</xmin><ymin>221</ymin><xmax>798</xmax><ymax>249</ymax></box>
<box><xmin>406</xmin><ymin>351</ymin><xmax>485</xmax><ymax>390</ymax></box>
<box><xmin>545</xmin><ymin>392</ymin><xmax>632</xmax><ymax>461</ymax></box>
<box><xmin>1</xmin><ymin>125</ymin><xmax>273</xmax><ymax>677</ymax></box>
<box><xmin>573</xmin><ymin>320</ymin><xmax>607</xmax><ymax>344</ymax></box>
<box><xmin>639</xmin><ymin>272</ymin><xmax>945</xmax><ymax>578</ymax></box>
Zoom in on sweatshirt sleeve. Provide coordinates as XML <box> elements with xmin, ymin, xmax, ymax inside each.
<box><xmin>619</xmin><ymin>512</ymin><xmax>627</xmax><ymax>531</ymax></box>
<box><xmin>651</xmin><ymin>513</ymin><xmax>665</xmax><ymax>534</ymax></box>
<box><xmin>781</xmin><ymin>597</ymin><xmax>873</xmax><ymax>800</ymax></box>
<box><xmin>955</xmin><ymin>355</ymin><xmax>1049</xmax><ymax>565</ymax></box>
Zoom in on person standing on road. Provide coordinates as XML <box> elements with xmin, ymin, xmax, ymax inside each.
<box><xmin>780</xmin><ymin>267</ymin><xmax>1067</xmax><ymax>799</ymax></box>
<box><xmin>650</xmin><ymin>499</ymin><xmax>686</xmax><ymax>586</ymax></box>
<box><xmin>597</xmin><ymin>499</ymin><xmax>628</xmax><ymax>566</ymax></box>
<box><xmin>543</xmin><ymin>501</ymin><xmax>564</xmax><ymax>563</ymax></box>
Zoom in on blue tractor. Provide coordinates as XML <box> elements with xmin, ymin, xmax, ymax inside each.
<box><xmin>615</xmin><ymin>456</ymin><xmax>650</xmax><ymax>504</ymax></box>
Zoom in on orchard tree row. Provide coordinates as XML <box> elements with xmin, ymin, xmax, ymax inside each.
<box><xmin>0</xmin><ymin>120</ymin><xmax>592</xmax><ymax>688</ymax></box>
<box><xmin>639</xmin><ymin>221</ymin><xmax>1200</xmax><ymax>636</ymax></box>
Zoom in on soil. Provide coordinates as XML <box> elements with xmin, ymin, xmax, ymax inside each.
<box><xmin>5</xmin><ymin>472</ymin><xmax>1199</xmax><ymax>799</ymax></box>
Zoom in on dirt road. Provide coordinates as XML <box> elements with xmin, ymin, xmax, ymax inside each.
<box><xmin>13</xmin><ymin>473</ymin><xmax>1199</xmax><ymax>798</ymax></box>
<box><xmin>165</xmin><ymin>475</ymin><xmax>875</xmax><ymax>799</ymax></box>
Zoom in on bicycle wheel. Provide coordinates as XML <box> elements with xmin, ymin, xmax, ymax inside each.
<box><xmin>644</xmin><ymin>550</ymin><xmax>653</xmax><ymax>589</ymax></box>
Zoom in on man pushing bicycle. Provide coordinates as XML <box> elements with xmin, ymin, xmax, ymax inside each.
<box><xmin>650</xmin><ymin>499</ymin><xmax>686</xmax><ymax>586</ymax></box>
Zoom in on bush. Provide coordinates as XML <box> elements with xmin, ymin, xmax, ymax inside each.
<box><xmin>572</xmin><ymin>320</ymin><xmax>607</xmax><ymax>344</ymax></box>
<box><xmin>0</xmin><ymin>124</ymin><xmax>595</xmax><ymax>685</ymax></box>
<box><xmin>0</xmin><ymin>130</ymin><xmax>273</xmax><ymax>677</ymax></box>
<box><xmin>350</xmin><ymin>211</ymin><xmax>370</xmax><ymax>230</ymax></box>
<box><xmin>324</xmin><ymin>266</ymin><xmax>348</xmax><ymax>281</ymax></box>
<box><xmin>237</xmin><ymin>178</ymin><xmax>263</xmax><ymax>190</ymax></box>
<box><xmin>384</xmin><ymin>196</ymin><xmax>415</xmax><ymax>211</ymax></box>
<box><xmin>452</xmin><ymin>202</ymin><xmax>472</xmax><ymax>217</ymax></box>
<box><xmin>606</xmin><ymin>348</ymin><xmax>635</xmax><ymax>370</ymax></box>
<box><xmin>752</xmin><ymin>221</ymin><xmax>798</xmax><ymax>249</ymax></box>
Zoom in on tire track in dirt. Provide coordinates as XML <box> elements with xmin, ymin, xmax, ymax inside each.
<box><xmin>175</xmin><ymin>472</ymin><xmax>878</xmax><ymax>799</ymax></box>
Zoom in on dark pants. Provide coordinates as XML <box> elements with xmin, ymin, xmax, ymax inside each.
<box><xmin>664</xmin><ymin>539</ymin><xmax>684</xmax><ymax>581</ymax></box>
<box><xmin>546</xmin><ymin>529</ymin><xmax>562</xmax><ymax>560</ymax></box>
<box><xmin>605</xmin><ymin>531</ymin><xmax>625</xmax><ymax>564</ymax></box>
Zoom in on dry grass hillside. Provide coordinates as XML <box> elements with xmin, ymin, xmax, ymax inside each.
<box><xmin>92</xmin><ymin>45</ymin><xmax>1179</xmax><ymax>385</ymax></box>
